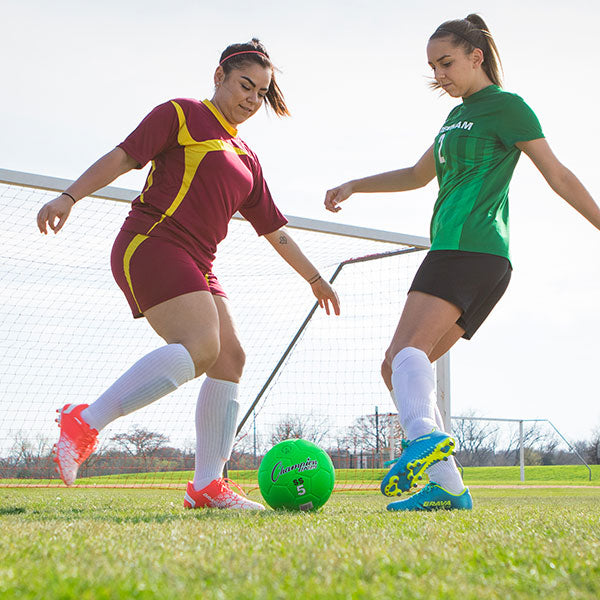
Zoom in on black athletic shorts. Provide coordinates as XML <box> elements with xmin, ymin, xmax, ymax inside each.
<box><xmin>409</xmin><ymin>250</ymin><xmax>512</xmax><ymax>340</ymax></box>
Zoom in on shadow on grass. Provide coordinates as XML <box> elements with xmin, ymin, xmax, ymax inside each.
<box><xmin>0</xmin><ymin>506</ymin><xmax>26</xmax><ymax>516</ymax></box>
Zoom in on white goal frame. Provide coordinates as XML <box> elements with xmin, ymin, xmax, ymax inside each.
<box><xmin>0</xmin><ymin>167</ymin><xmax>452</xmax><ymax>477</ymax></box>
<box><xmin>452</xmin><ymin>415</ymin><xmax>592</xmax><ymax>482</ymax></box>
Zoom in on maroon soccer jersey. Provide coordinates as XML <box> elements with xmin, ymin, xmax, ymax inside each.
<box><xmin>117</xmin><ymin>98</ymin><xmax>288</xmax><ymax>271</ymax></box>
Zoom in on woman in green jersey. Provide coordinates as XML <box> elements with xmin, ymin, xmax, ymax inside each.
<box><xmin>324</xmin><ymin>14</ymin><xmax>600</xmax><ymax>512</ymax></box>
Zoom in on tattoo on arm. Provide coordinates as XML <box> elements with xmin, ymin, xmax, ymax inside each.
<box><xmin>279</xmin><ymin>235</ymin><xmax>288</xmax><ymax>245</ymax></box>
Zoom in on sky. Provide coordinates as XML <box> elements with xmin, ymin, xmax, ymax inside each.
<box><xmin>1</xmin><ymin>0</ymin><xmax>599</xmax><ymax>444</ymax></box>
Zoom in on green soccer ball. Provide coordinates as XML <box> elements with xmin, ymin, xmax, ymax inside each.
<box><xmin>258</xmin><ymin>439</ymin><xmax>335</xmax><ymax>511</ymax></box>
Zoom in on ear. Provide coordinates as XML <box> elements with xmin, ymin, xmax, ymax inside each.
<box><xmin>472</xmin><ymin>47</ymin><xmax>485</xmax><ymax>69</ymax></box>
<box><xmin>214</xmin><ymin>66</ymin><xmax>225</xmax><ymax>87</ymax></box>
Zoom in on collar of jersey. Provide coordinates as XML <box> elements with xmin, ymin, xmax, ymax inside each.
<box><xmin>462</xmin><ymin>84</ymin><xmax>499</xmax><ymax>105</ymax></box>
<box><xmin>202</xmin><ymin>99</ymin><xmax>238</xmax><ymax>137</ymax></box>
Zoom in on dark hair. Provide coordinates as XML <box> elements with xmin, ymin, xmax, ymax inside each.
<box><xmin>429</xmin><ymin>14</ymin><xmax>503</xmax><ymax>89</ymax></box>
<box><xmin>219</xmin><ymin>38</ymin><xmax>290</xmax><ymax>117</ymax></box>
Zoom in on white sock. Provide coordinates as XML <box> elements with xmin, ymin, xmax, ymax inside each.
<box><xmin>392</xmin><ymin>356</ymin><xmax>465</xmax><ymax>494</ymax></box>
<box><xmin>81</xmin><ymin>343</ymin><xmax>196</xmax><ymax>431</ymax></box>
<box><xmin>426</xmin><ymin>455</ymin><xmax>465</xmax><ymax>493</ymax></box>
<box><xmin>428</xmin><ymin>389</ymin><xmax>465</xmax><ymax>494</ymax></box>
<box><xmin>391</xmin><ymin>347</ymin><xmax>437</xmax><ymax>440</ymax></box>
<box><xmin>390</xmin><ymin>367</ymin><xmax>465</xmax><ymax>494</ymax></box>
<box><xmin>193</xmin><ymin>377</ymin><xmax>239</xmax><ymax>491</ymax></box>
<box><xmin>390</xmin><ymin>389</ymin><xmax>447</xmax><ymax>436</ymax></box>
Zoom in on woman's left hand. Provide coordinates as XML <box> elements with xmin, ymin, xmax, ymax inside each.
<box><xmin>311</xmin><ymin>277</ymin><xmax>340</xmax><ymax>316</ymax></box>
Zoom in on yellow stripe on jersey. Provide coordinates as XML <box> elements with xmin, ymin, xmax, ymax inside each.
<box><xmin>202</xmin><ymin>99</ymin><xmax>238</xmax><ymax>137</ymax></box>
<box><xmin>123</xmin><ymin>233</ymin><xmax>149</xmax><ymax>314</ymax></box>
<box><xmin>145</xmin><ymin>100</ymin><xmax>247</xmax><ymax>235</ymax></box>
<box><xmin>139</xmin><ymin>160</ymin><xmax>156</xmax><ymax>204</ymax></box>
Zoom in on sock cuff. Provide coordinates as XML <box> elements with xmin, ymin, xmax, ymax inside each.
<box><xmin>204</xmin><ymin>376</ymin><xmax>239</xmax><ymax>391</ymax></box>
<box><xmin>199</xmin><ymin>376</ymin><xmax>239</xmax><ymax>404</ymax></box>
<box><xmin>170</xmin><ymin>343</ymin><xmax>197</xmax><ymax>386</ymax></box>
<box><xmin>391</xmin><ymin>346</ymin><xmax>429</xmax><ymax>372</ymax></box>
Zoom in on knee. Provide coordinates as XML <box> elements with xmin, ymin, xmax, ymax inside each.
<box><xmin>381</xmin><ymin>344</ymin><xmax>415</xmax><ymax>390</ymax></box>
<box><xmin>386</xmin><ymin>343</ymin><xmax>433</xmax><ymax>369</ymax></box>
<box><xmin>206</xmin><ymin>343</ymin><xmax>246</xmax><ymax>382</ymax></box>
<box><xmin>382</xmin><ymin>345</ymin><xmax>405</xmax><ymax>379</ymax></box>
<box><xmin>380</xmin><ymin>358</ymin><xmax>393</xmax><ymax>391</ymax></box>
<box><xmin>227</xmin><ymin>344</ymin><xmax>246</xmax><ymax>379</ymax></box>
<box><xmin>184</xmin><ymin>335</ymin><xmax>221</xmax><ymax>377</ymax></box>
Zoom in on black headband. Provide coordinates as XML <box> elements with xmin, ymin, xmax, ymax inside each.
<box><xmin>436</xmin><ymin>27</ymin><xmax>484</xmax><ymax>50</ymax></box>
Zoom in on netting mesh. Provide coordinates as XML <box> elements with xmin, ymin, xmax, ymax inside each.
<box><xmin>0</xmin><ymin>180</ymin><xmax>426</xmax><ymax>489</ymax></box>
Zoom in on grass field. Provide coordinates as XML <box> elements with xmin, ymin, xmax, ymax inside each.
<box><xmin>2</xmin><ymin>464</ymin><xmax>599</xmax><ymax>489</ymax></box>
<box><xmin>1</xmin><ymin>483</ymin><xmax>599</xmax><ymax>599</ymax></box>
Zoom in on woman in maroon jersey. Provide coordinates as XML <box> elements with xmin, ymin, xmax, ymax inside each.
<box><xmin>37</xmin><ymin>38</ymin><xmax>340</xmax><ymax>510</ymax></box>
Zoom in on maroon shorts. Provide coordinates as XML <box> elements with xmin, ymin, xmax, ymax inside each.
<box><xmin>111</xmin><ymin>229</ymin><xmax>226</xmax><ymax>318</ymax></box>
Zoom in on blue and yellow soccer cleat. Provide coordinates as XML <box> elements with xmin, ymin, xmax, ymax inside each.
<box><xmin>386</xmin><ymin>483</ymin><xmax>473</xmax><ymax>511</ymax></box>
<box><xmin>381</xmin><ymin>430</ymin><xmax>456</xmax><ymax>496</ymax></box>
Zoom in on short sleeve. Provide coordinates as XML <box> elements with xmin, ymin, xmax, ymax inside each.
<box><xmin>117</xmin><ymin>101</ymin><xmax>179</xmax><ymax>168</ymax></box>
<box><xmin>497</xmin><ymin>95</ymin><xmax>544</xmax><ymax>149</ymax></box>
<box><xmin>239</xmin><ymin>156</ymin><xmax>288</xmax><ymax>236</ymax></box>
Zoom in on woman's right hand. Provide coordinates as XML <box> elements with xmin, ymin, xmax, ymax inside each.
<box><xmin>37</xmin><ymin>194</ymin><xmax>75</xmax><ymax>234</ymax></box>
<box><xmin>324</xmin><ymin>181</ymin><xmax>354</xmax><ymax>213</ymax></box>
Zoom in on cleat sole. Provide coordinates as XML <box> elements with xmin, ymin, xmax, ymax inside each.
<box><xmin>381</xmin><ymin>433</ymin><xmax>457</xmax><ymax>497</ymax></box>
<box><xmin>404</xmin><ymin>438</ymin><xmax>455</xmax><ymax>487</ymax></box>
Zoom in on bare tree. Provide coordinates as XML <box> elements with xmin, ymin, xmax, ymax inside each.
<box><xmin>503</xmin><ymin>423</ymin><xmax>552</xmax><ymax>466</ymax></box>
<box><xmin>230</xmin><ymin>432</ymin><xmax>258</xmax><ymax>469</ymax></box>
<box><xmin>539</xmin><ymin>438</ymin><xmax>561</xmax><ymax>465</ymax></box>
<box><xmin>110</xmin><ymin>427</ymin><xmax>169</xmax><ymax>458</ymax></box>
<box><xmin>4</xmin><ymin>432</ymin><xmax>54</xmax><ymax>478</ymax></box>
<box><xmin>583</xmin><ymin>427</ymin><xmax>600</xmax><ymax>465</ymax></box>
<box><xmin>452</xmin><ymin>412</ymin><xmax>500</xmax><ymax>466</ymax></box>
<box><xmin>9</xmin><ymin>432</ymin><xmax>51</xmax><ymax>463</ymax></box>
<box><xmin>338</xmin><ymin>413</ymin><xmax>404</xmax><ymax>456</ymax></box>
<box><xmin>269</xmin><ymin>415</ymin><xmax>329</xmax><ymax>446</ymax></box>
<box><xmin>335</xmin><ymin>426</ymin><xmax>362</xmax><ymax>455</ymax></box>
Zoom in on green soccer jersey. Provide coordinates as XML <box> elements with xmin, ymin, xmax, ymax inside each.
<box><xmin>431</xmin><ymin>85</ymin><xmax>544</xmax><ymax>261</ymax></box>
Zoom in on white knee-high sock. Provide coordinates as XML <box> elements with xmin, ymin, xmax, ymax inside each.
<box><xmin>428</xmin><ymin>390</ymin><xmax>465</xmax><ymax>492</ymax></box>
<box><xmin>426</xmin><ymin>451</ymin><xmax>464</xmax><ymax>493</ymax></box>
<box><xmin>193</xmin><ymin>377</ymin><xmax>239</xmax><ymax>491</ymax></box>
<box><xmin>391</xmin><ymin>347</ymin><xmax>437</xmax><ymax>440</ymax></box>
<box><xmin>81</xmin><ymin>344</ymin><xmax>196</xmax><ymax>431</ymax></box>
<box><xmin>391</xmin><ymin>388</ymin><xmax>452</xmax><ymax>436</ymax></box>
<box><xmin>390</xmin><ymin>362</ymin><xmax>465</xmax><ymax>493</ymax></box>
<box><xmin>427</xmin><ymin>402</ymin><xmax>465</xmax><ymax>493</ymax></box>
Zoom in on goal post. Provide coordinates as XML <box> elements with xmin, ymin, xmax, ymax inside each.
<box><xmin>451</xmin><ymin>416</ymin><xmax>592</xmax><ymax>482</ymax></box>
<box><xmin>0</xmin><ymin>167</ymin><xmax>449</xmax><ymax>490</ymax></box>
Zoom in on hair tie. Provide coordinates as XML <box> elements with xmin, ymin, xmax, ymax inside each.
<box><xmin>61</xmin><ymin>191</ymin><xmax>77</xmax><ymax>204</ymax></box>
<box><xmin>219</xmin><ymin>50</ymin><xmax>269</xmax><ymax>66</ymax></box>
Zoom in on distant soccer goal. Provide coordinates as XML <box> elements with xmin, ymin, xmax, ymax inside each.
<box><xmin>451</xmin><ymin>415</ymin><xmax>592</xmax><ymax>481</ymax></box>
<box><xmin>0</xmin><ymin>168</ymin><xmax>444</xmax><ymax>490</ymax></box>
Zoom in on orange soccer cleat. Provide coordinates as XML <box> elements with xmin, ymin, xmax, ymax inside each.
<box><xmin>53</xmin><ymin>404</ymin><xmax>98</xmax><ymax>486</ymax></box>
<box><xmin>183</xmin><ymin>478</ymin><xmax>265</xmax><ymax>510</ymax></box>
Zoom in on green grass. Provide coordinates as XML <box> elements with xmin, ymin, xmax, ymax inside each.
<box><xmin>1</xmin><ymin>487</ymin><xmax>599</xmax><ymax>599</ymax></box>
<box><xmin>3</xmin><ymin>464</ymin><xmax>598</xmax><ymax>489</ymax></box>
<box><xmin>461</xmin><ymin>464</ymin><xmax>599</xmax><ymax>486</ymax></box>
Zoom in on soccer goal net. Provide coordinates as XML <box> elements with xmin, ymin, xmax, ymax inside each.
<box><xmin>0</xmin><ymin>168</ymin><xmax>439</xmax><ymax>491</ymax></box>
